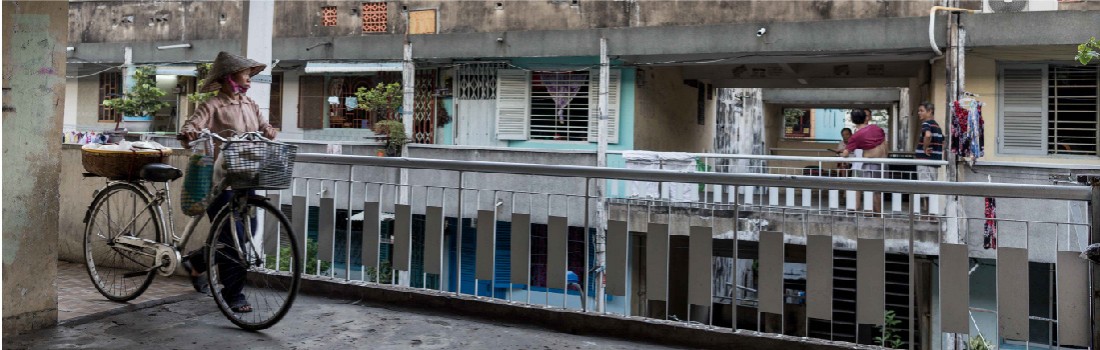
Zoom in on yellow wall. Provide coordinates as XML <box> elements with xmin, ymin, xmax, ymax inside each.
<box><xmin>932</xmin><ymin>45</ymin><xmax>1100</xmax><ymax>164</ymax></box>
<box><xmin>633</xmin><ymin>67</ymin><xmax>715</xmax><ymax>152</ymax></box>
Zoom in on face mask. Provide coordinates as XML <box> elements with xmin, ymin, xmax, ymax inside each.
<box><xmin>226</xmin><ymin>75</ymin><xmax>248</xmax><ymax>94</ymax></box>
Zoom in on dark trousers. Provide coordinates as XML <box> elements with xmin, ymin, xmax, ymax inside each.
<box><xmin>186</xmin><ymin>190</ymin><xmax>256</xmax><ymax>303</ymax></box>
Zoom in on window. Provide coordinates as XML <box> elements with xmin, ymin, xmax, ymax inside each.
<box><xmin>1048</xmin><ymin>65</ymin><xmax>1098</xmax><ymax>156</ymax></box>
<box><xmin>269</xmin><ymin>73</ymin><xmax>283</xmax><ymax>129</ymax></box>
<box><xmin>999</xmin><ymin>64</ymin><xmax>1099</xmax><ymax>156</ymax></box>
<box><xmin>781</xmin><ymin>108</ymin><xmax>889</xmax><ymax>142</ymax></box>
<box><xmin>98</xmin><ymin>71</ymin><xmax>122</xmax><ymax>122</ymax></box>
<box><xmin>321</xmin><ymin>6</ymin><xmax>337</xmax><ymax>27</ymax></box>
<box><xmin>495</xmin><ymin>68</ymin><xmax>622</xmax><ymax>143</ymax></box>
<box><xmin>361</xmin><ymin>2</ymin><xmax>387</xmax><ymax>33</ymax></box>
<box><xmin>324</xmin><ymin>73</ymin><xmax>400</xmax><ymax>129</ymax></box>
<box><xmin>530</xmin><ymin>71</ymin><xmax>590</xmax><ymax>141</ymax></box>
<box><xmin>783</xmin><ymin>108</ymin><xmax>812</xmax><ymax>138</ymax></box>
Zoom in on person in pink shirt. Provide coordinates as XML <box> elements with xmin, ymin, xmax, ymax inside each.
<box><xmin>840</xmin><ymin>110</ymin><xmax>886</xmax><ymax>214</ymax></box>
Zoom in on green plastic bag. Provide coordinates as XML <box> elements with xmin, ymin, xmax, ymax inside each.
<box><xmin>181</xmin><ymin>138</ymin><xmax>215</xmax><ymax>216</ymax></box>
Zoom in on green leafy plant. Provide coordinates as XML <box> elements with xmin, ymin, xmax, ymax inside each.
<box><xmin>101</xmin><ymin>65</ymin><xmax>171</xmax><ymax>130</ymax></box>
<box><xmin>875</xmin><ymin>310</ymin><xmax>904</xmax><ymax>349</ymax></box>
<box><xmin>372</xmin><ymin>119</ymin><xmax>408</xmax><ymax>156</ymax></box>
<box><xmin>364</xmin><ymin>261</ymin><xmax>394</xmax><ymax>284</ymax></box>
<box><xmin>1077</xmin><ymin>37</ymin><xmax>1099</xmax><ymax>65</ymax></box>
<box><xmin>265</xmin><ymin>238</ymin><xmax>331</xmax><ymax>275</ymax></box>
<box><xmin>354</xmin><ymin>82</ymin><xmax>403</xmax><ymax>113</ymax></box>
<box><xmin>187</xmin><ymin>63</ymin><xmax>218</xmax><ymax>103</ymax></box>
<box><xmin>966</xmin><ymin>334</ymin><xmax>994</xmax><ymax>350</ymax></box>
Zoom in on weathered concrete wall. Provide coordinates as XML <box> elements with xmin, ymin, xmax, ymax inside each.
<box><xmin>73</xmin><ymin>76</ymin><xmax>101</xmax><ymax>127</ymax></box>
<box><xmin>68</xmin><ymin>1</ymin><xmax>244</xmax><ymax>44</ymax></box>
<box><xmin>274</xmin><ymin>0</ymin><xmax>955</xmax><ymax>39</ymax></box>
<box><xmin>633</xmin><ymin>67</ymin><xmax>713</xmax><ymax>153</ymax></box>
<box><xmin>2</xmin><ymin>0</ymin><xmax>68</xmax><ymax>335</ymax></box>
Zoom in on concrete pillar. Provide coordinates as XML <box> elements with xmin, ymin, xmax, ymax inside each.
<box><xmin>243</xmin><ymin>0</ymin><xmax>275</xmax><ymax>122</ymax></box>
<box><xmin>2</xmin><ymin>0</ymin><xmax>68</xmax><ymax>335</ymax></box>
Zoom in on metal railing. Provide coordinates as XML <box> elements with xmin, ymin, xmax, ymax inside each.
<box><xmin>253</xmin><ymin>153</ymin><xmax>1093</xmax><ymax>349</ymax></box>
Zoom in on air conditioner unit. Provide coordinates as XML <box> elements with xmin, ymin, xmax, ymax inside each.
<box><xmin>983</xmin><ymin>0</ymin><xmax>1058</xmax><ymax>13</ymax></box>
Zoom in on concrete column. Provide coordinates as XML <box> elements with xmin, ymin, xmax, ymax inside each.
<box><xmin>2</xmin><ymin>0</ymin><xmax>68</xmax><ymax>335</ymax></box>
<box><xmin>243</xmin><ymin>0</ymin><xmax>275</xmax><ymax>123</ymax></box>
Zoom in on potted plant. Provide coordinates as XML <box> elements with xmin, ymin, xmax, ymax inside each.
<box><xmin>354</xmin><ymin>82</ymin><xmax>405</xmax><ymax>156</ymax></box>
<box><xmin>372</xmin><ymin>120</ymin><xmax>407</xmax><ymax>156</ymax></box>
<box><xmin>101</xmin><ymin>65</ymin><xmax>171</xmax><ymax>142</ymax></box>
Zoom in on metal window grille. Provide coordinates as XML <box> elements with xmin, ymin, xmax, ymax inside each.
<box><xmin>98</xmin><ymin>71</ymin><xmax>122</xmax><ymax>122</ymax></box>
<box><xmin>321</xmin><ymin>6</ymin><xmax>338</xmax><ymax>27</ymax></box>
<box><xmin>326</xmin><ymin>73</ymin><xmax>400</xmax><ymax>129</ymax></box>
<box><xmin>456</xmin><ymin>62</ymin><xmax>507</xmax><ymax>100</ymax></box>
<box><xmin>1047</xmin><ymin>64</ymin><xmax>1099</xmax><ymax>156</ymax></box>
<box><xmin>361</xmin><ymin>2</ymin><xmax>387</xmax><ymax>33</ymax></box>
<box><xmin>529</xmin><ymin>71</ymin><xmax>590</xmax><ymax>141</ymax></box>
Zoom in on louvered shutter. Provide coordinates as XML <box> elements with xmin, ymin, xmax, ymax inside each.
<box><xmin>588</xmin><ymin>69</ymin><xmax>622</xmax><ymax>144</ymax></box>
<box><xmin>495</xmin><ymin>69</ymin><xmax>531</xmax><ymax>140</ymax></box>
<box><xmin>298</xmin><ymin>75</ymin><xmax>326</xmax><ymax>129</ymax></box>
<box><xmin>999</xmin><ymin>65</ymin><xmax>1048</xmax><ymax>155</ymax></box>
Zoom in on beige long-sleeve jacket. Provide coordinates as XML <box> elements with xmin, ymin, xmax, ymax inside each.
<box><xmin>181</xmin><ymin>93</ymin><xmax>277</xmax><ymax>149</ymax></box>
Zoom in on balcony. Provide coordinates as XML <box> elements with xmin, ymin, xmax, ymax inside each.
<box><xmin>55</xmin><ymin>144</ymin><xmax>1095</xmax><ymax>349</ymax></box>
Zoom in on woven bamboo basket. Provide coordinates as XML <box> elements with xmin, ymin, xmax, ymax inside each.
<box><xmin>81</xmin><ymin>148</ymin><xmax>172</xmax><ymax>180</ymax></box>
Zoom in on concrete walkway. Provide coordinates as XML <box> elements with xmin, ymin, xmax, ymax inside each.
<box><xmin>5</xmin><ymin>292</ymin><xmax>685</xmax><ymax>350</ymax></box>
<box><xmin>56</xmin><ymin>261</ymin><xmax>194</xmax><ymax>321</ymax></box>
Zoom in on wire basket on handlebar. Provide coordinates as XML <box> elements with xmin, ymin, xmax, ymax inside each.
<box><xmin>221</xmin><ymin>137</ymin><xmax>297</xmax><ymax>190</ymax></box>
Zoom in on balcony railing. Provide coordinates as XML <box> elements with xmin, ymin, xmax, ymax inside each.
<box><xmin>253</xmin><ymin>152</ymin><xmax>1093</xmax><ymax>349</ymax></box>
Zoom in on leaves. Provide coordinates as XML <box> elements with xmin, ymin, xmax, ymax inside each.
<box><xmin>1077</xmin><ymin>37</ymin><xmax>1099</xmax><ymax>65</ymax></box>
<box><xmin>372</xmin><ymin>119</ymin><xmax>408</xmax><ymax>154</ymax></box>
<box><xmin>187</xmin><ymin>63</ymin><xmax>218</xmax><ymax>103</ymax></box>
<box><xmin>354</xmin><ymin>82</ymin><xmax>403</xmax><ymax>113</ymax></box>
<box><xmin>874</xmin><ymin>310</ymin><xmax>904</xmax><ymax>349</ymax></box>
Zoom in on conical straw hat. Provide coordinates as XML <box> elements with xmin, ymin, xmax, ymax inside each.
<box><xmin>198</xmin><ymin>51</ymin><xmax>266</xmax><ymax>93</ymax></box>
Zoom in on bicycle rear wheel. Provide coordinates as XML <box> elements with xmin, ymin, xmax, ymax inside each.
<box><xmin>83</xmin><ymin>182</ymin><xmax>163</xmax><ymax>301</ymax></box>
<box><xmin>206</xmin><ymin>195</ymin><xmax>301</xmax><ymax>331</ymax></box>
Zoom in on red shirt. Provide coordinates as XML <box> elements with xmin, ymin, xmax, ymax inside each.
<box><xmin>845</xmin><ymin>125</ymin><xmax>885</xmax><ymax>152</ymax></box>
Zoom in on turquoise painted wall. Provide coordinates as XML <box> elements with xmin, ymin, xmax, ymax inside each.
<box><xmin>438</xmin><ymin>96</ymin><xmax>455</xmax><ymax>145</ymax></box>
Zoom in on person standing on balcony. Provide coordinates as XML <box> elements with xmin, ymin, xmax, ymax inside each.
<box><xmin>834</xmin><ymin>127</ymin><xmax>853</xmax><ymax>177</ymax></box>
<box><xmin>841</xmin><ymin>110</ymin><xmax>886</xmax><ymax>214</ymax></box>
<box><xmin>914</xmin><ymin>102</ymin><xmax>943</xmax><ymax>214</ymax></box>
<box><xmin>177</xmin><ymin>51</ymin><xmax>278</xmax><ymax>314</ymax></box>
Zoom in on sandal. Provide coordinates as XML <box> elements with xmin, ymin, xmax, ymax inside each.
<box><xmin>229</xmin><ymin>298</ymin><xmax>252</xmax><ymax>313</ymax></box>
<box><xmin>181</xmin><ymin>260</ymin><xmax>209</xmax><ymax>294</ymax></box>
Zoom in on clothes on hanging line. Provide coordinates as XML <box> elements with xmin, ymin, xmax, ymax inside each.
<box><xmin>951</xmin><ymin>99</ymin><xmax>985</xmax><ymax>160</ymax></box>
<box><xmin>983</xmin><ymin>197</ymin><xmax>997</xmax><ymax>250</ymax></box>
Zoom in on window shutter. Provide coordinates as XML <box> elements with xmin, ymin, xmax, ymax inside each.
<box><xmin>495</xmin><ymin>69</ymin><xmax>530</xmax><ymax>141</ymax></box>
<box><xmin>999</xmin><ymin>65</ymin><xmax>1047</xmax><ymax>155</ymax></box>
<box><xmin>588</xmin><ymin>69</ymin><xmax>622</xmax><ymax>144</ymax></box>
<box><xmin>298</xmin><ymin>75</ymin><xmax>326</xmax><ymax>129</ymax></box>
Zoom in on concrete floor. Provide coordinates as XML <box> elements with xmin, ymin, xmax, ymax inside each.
<box><xmin>5</xmin><ymin>293</ymin><xmax>686</xmax><ymax>350</ymax></box>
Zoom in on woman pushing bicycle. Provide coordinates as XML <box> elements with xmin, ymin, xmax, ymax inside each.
<box><xmin>178</xmin><ymin>51</ymin><xmax>278</xmax><ymax>314</ymax></box>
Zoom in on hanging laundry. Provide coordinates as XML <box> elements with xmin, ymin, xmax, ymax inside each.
<box><xmin>983</xmin><ymin>197</ymin><xmax>997</xmax><ymax>249</ymax></box>
<box><xmin>951</xmin><ymin>99</ymin><xmax>985</xmax><ymax>161</ymax></box>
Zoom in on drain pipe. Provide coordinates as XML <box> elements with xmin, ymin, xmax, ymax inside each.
<box><xmin>928</xmin><ymin>6</ymin><xmax>979</xmax><ymax>64</ymax></box>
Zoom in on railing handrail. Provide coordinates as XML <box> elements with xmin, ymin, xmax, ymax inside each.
<box><xmin>609</xmin><ymin>150</ymin><xmax>949</xmax><ymax>167</ymax></box>
<box><xmin>295</xmin><ymin>153</ymin><xmax>1092</xmax><ymax>201</ymax></box>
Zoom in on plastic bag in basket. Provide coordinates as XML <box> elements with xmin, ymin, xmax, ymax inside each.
<box><xmin>181</xmin><ymin>138</ymin><xmax>216</xmax><ymax>216</ymax></box>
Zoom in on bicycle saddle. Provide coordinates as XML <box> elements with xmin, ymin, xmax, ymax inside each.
<box><xmin>140</xmin><ymin>163</ymin><xmax>183</xmax><ymax>182</ymax></box>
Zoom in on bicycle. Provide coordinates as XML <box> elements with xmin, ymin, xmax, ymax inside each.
<box><xmin>81</xmin><ymin>130</ymin><xmax>302</xmax><ymax>330</ymax></box>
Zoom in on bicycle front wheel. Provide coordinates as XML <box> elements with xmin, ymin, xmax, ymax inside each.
<box><xmin>83</xmin><ymin>182</ymin><xmax>163</xmax><ymax>301</ymax></box>
<box><xmin>206</xmin><ymin>195</ymin><xmax>301</xmax><ymax>331</ymax></box>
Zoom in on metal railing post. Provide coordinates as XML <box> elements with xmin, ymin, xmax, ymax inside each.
<box><xmin>456</xmin><ymin>171</ymin><xmax>464</xmax><ymax>296</ymax></box>
<box><xmin>1091</xmin><ymin>182</ymin><xmax>1099</xmax><ymax>346</ymax></box>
